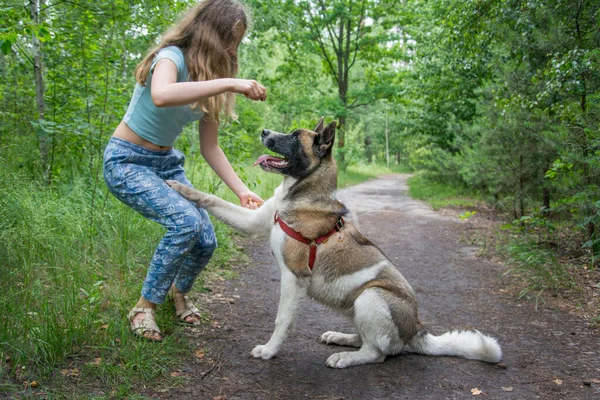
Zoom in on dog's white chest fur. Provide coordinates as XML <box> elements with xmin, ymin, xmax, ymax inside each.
<box><xmin>269</xmin><ymin>224</ymin><xmax>287</xmax><ymax>270</ymax></box>
<box><xmin>308</xmin><ymin>261</ymin><xmax>386</xmax><ymax>306</ymax></box>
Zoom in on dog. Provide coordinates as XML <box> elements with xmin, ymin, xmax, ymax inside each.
<box><xmin>166</xmin><ymin>118</ymin><xmax>502</xmax><ymax>368</ymax></box>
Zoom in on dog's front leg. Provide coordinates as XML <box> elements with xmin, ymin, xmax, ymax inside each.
<box><xmin>251</xmin><ymin>267</ymin><xmax>306</xmax><ymax>360</ymax></box>
<box><xmin>166</xmin><ymin>180</ymin><xmax>275</xmax><ymax>237</ymax></box>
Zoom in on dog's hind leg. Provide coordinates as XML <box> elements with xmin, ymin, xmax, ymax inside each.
<box><xmin>320</xmin><ymin>332</ymin><xmax>362</xmax><ymax>347</ymax></box>
<box><xmin>326</xmin><ymin>288</ymin><xmax>404</xmax><ymax>368</ymax></box>
<box><xmin>326</xmin><ymin>346</ymin><xmax>385</xmax><ymax>368</ymax></box>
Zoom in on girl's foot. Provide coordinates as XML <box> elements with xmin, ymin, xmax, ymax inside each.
<box><xmin>170</xmin><ymin>286</ymin><xmax>202</xmax><ymax>325</ymax></box>
<box><xmin>128</xmin><ymin>307</ymin><xmax>162</xmax><ymax>341</ymax></box>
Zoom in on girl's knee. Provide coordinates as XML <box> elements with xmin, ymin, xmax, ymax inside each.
<box><xmin>196</xmin><ymin>229</ymin><xmax>217</xmax><ymax>253</ymax></box>
<box><xmin>171</xmin><ymin>208</ymin><xmax>216</xmax><ymax>250</ymax></box>
<box><xmin>173</xmin><ymin>210</ymin><xmax>204</xmax><ymax>244</ymax></box>
<box><xmin>196</xmin><ymin>244</ymin><xmax>216</xmax><ymax>258</ymax></box>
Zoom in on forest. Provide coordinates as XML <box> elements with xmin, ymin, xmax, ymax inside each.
<box><xmin>0</xmin><ymin>0</ymin><xmax>598</xmax><ymax>396</ymax></box>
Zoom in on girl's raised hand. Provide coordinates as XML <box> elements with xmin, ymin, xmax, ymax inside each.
<box><xmin>231</xmin><ymin>79</ymin><xmax>267</xmax><ymax>101</ymax></box>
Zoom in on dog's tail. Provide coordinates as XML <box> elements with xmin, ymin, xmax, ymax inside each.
<box><xmin>405</xmin><ymin>330</ymin><xmax>502</xmax><ymax>363</ymax></box>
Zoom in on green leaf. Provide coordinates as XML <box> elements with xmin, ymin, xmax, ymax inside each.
<box><xmin>0</xmin><ymin>39</ymin><xmax>11</xmax><ymax>54</ymax></box>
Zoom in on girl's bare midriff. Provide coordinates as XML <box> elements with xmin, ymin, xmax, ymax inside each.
<box><xmin>112</xmin><ymin>121</ymin><xmax>172</xmax><ymax>151</ymax></box>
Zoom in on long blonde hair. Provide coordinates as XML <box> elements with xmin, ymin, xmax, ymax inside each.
<box><xmin>135</xmin><ymin>0</ymin><xmax>248</xmax><ymax>122</ymax></box>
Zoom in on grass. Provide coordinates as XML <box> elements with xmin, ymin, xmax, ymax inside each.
<box><xmin>497</xmin><ymin>230</ymin><xmax>574</xmax><ymax>309</ymax></box>
<box><xmin>337</xmin><ymin>163</ymin><xmax>411</xmax><ymax>188</ymax></box>
<box><xmin>0</xmin><ymin>156</ymin><xmax>398</xmax><ymax>398</ymax></box>
<box><xmin>0</xmin><ymin>163</ymin><xmax>247</xmax><ymax>398</ymax></box>
<box><xmin>407</xmin><ymin>171</ymin><xmax>482</xmax><ymax>210</ymax></box>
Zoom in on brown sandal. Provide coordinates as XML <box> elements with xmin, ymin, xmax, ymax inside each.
<box><xmin>170</xmin><ymin>289</ymin><xmax>202</xmax><ymax>326</ymax></box>
<box><xmin>127</xmin><ymin>307</ymin><xmax>162</xmax><ymax>341</ymax></box>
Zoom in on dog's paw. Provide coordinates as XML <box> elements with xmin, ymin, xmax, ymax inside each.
<box><xmin>165</xmin><ymin>180</ymin><xmax>210</xmax><ymax>205</ymax></box>
<box><xmin>320</xmin><ymin>331</ymin><xmax>362</xmax><ymax>347</ymax></box>
<box><xmin>326</xmin><ymin>349</ymin><xmax>385</xmax><ymax>368</ymax></box>
<box><xmin>165</xmin><ymin>180</ymin><xmax>190</xmax><ymax>196</ymax></box>
<box><xmin>326</xmin><ymin>352</ymin><xmax>350</xmax><ymax>369</ymax></box>
<box><xmin>321</xmin><ymin>331</ymin><xmax>345</xmax><ymax>344</ymax></box>
<box><xmin>320</xmin><ymin>331</ymin><xmax>338</xmax><ymax>344</ymax></box>
<box><xmin>251</xmin><ymin>344</ymin><xmax>276</xmax><ymax>360</ymax></box>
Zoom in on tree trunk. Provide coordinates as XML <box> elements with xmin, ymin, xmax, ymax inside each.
<box><xmin>519</xmin><ymin>154</ymin><xmax>525</xmax><ymax>218</ymax></box>
<box><xmin>0</xmin><ymin>51</ymin><xmax>4</xmax><ymax>146</ymax></box>
<box><xmin>336</xmin><ymin>18</ymin><xmax>349</xmax><ymax>170</ymax></box>
<box><xmin>30</xmin><ymin>0</ymin><xmax>48</xmax><ymax>181</ymax></box>
<box><xmin>385</xmin><ymin>106</ymin><xmax>389</xmax><ymax>168</ymax></box>
<box><xmin>542</xmin><ymin>187</ymin><xmax>551</xmax><ymax>216</ymax></box>
<box><xmin>574</xmin><ymin>3</ymin><xmax>597</xmax><ymax>257</ymax></box>
<box><xmin>337</xmin><ymin>114</ymin><xmax>346</xmax><ymax>169</ymax></box>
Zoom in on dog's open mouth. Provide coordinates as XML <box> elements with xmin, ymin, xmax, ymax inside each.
<box><xmin>253</xmin><ymin>154</ymin><xmax>289</xmax><ymax>169</ymax></box>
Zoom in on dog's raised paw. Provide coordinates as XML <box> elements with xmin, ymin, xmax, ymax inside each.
<box><xmin>166</xmin><ymin>180</ymin><xmax>209</xmax><ymax>204</ymax></box>
<box><xmin>251</xmin><ymin>344</ymin><xmax>276</xmax><ymax>360</ymax></box>
<box><xmin>165</xmin><ymin>180</ymin><xmax>188</xmax><ymax>194</ymax></box>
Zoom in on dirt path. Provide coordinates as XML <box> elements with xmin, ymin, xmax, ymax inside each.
<box><xmin>154</xmin><ymin>174</ymin><xmax>600</xmax><ymax>400</ymax></box>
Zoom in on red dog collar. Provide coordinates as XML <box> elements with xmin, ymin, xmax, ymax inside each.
<box><xmin>273</xmin><ymin>211</ymin><xmax>345</xmax><ymax>271</ymax></box>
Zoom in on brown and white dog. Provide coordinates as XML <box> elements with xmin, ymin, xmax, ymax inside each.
<box><xmin>166</xmin><ymin>119</ymin><xmax>501</xmax><ymax>368</ymax></box>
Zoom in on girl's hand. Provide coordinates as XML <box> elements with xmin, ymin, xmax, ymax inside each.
<box><xmin>231</xmin><ymin>79</ymin><xmax>267</xmax><ymax>101</ymax></box>
<box><xmin>238</xmin><ymin>190</ymin><xmax>264</xmax><ymax>210</ymax></box>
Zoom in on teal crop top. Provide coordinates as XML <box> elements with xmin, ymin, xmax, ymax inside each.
<box><xmin>123</xmin><ymin>46</ymin><xmax>203</xmax><ymax>147</ymax></box>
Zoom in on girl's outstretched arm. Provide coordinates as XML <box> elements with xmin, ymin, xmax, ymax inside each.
<box><xmin>199</xmin><ymin>118</ymin><xmax>264</xmax><ymax>209</ymax></box>
<box><xmin>150</xmin><ymin>59</ymin><xmax>266</xmax><ymax>107</ymax></box>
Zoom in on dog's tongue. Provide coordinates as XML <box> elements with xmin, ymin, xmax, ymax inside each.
<box><xmin>253</xmin><ymin>154</ymin><xmax>269</xmax><ymax>167</ymax></box>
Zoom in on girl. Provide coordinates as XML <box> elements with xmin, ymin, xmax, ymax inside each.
<box><xmin>103</xmin><ymin>0</ymin><xmax>266</xmax><ymax>341</ymax></box>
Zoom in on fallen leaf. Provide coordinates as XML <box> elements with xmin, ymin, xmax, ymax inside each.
<box><xmin>501</xmin><ymin>386</ymin><xmax>513</xmax><ymax>392</ymax></box>
<box><xmin>100</xmin><ymin>324</ymin><xmax>108</xmax><ymax>330</ymax></box>
<box><xmin>471</xmin><ymin>388</ymin><xmax>482</xmax><ymax>395</ymax></box>
<box><xmin>89</xmin><ymin>358</ymin><xmax>102</xmax><ymax>366</ymax></box>
<box><xmin>554</xmin><ymin>379</ymin><xmax>563</xmax><ymax>385</ymax></box>
<box><xmin>195</xmin><ymin>350</ymin><xmax>205</xmax><ymax>359</ymax></box>
<box><xmin>59</xmin><ymin>368</ymin><xmax>80</xmax><ymax>377</ymax></box>
<box><xmin>170</xmin><ymin>371</ymin><xmax>182</xmax><ymax>377</ymax></box>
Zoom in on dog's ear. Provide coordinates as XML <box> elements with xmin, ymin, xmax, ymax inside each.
<box><xmin>314</xmin><ymin>117</ymin><xmax>325</xmax><ymax>134</ymax></box>
<box><xmin>314</xmin><ymin>121</ymin><xmax>337</xmax><ymax>158</ymax></box>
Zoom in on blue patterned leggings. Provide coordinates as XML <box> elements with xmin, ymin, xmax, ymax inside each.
<box><xmin>103</xmin><ymin>137</ymin><xmax>217</xmax><ymax>304</ymax></box>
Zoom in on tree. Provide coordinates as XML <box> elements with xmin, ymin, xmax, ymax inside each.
<box><xmin>247</xmin><ymin>0</ymin><xmax>404</xmax><ymax>166</ymax></box>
